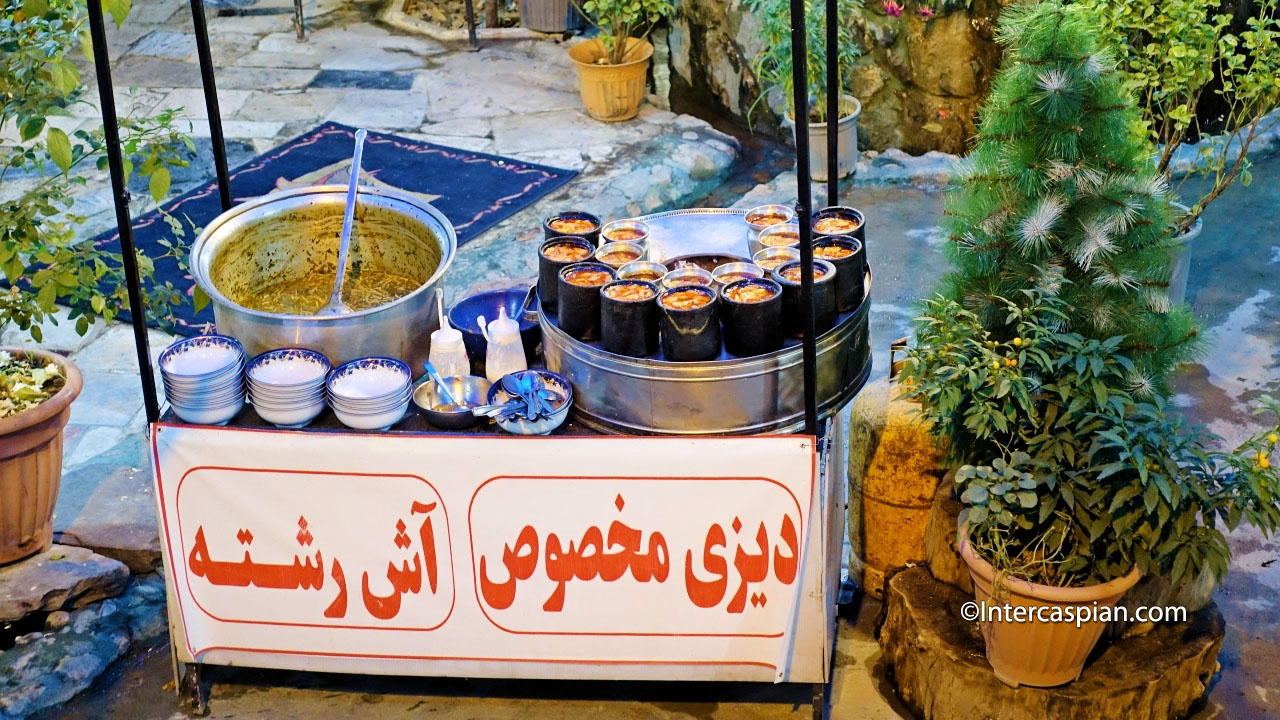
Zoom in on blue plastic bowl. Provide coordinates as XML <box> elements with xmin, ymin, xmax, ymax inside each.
<box><xmin>447</xmin><ymin>287</ymin><xmax>541</xmax><ymax>366</ymax></box>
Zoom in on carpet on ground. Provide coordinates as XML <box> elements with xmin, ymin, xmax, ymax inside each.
<box><xmin>85</xmin><ymin>122</ymin><xmax>576</xmax><ymax>334</ymax></box>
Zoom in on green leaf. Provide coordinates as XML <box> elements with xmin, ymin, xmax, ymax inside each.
<box><xmin>51</xmin><ymin>61</ymin><xmax>81</xmax><ymax>97</ymax></box>
<box><xmin>22</xmin><ymin>0</ymin><xmax>48</xmax><ymax>17</ymax></box>
<box><xmin>193</xmin><ymin>285</ymin><xmax>211</xmax><ymax>313</ymax></box>
<box><xmin>20</xmin><ymin>117</ymin><xmax>45</xmax><ymax>142</ymax></box>
<box><xmin>103</xmin><ymin>0</ymin><xmax>132</xmax><ymax>27</ymax></box>
<box><xmin>47</xmin><ymin>128</ymin><xmax>73</xmax><ymax>174</ymax></box>
<box><xmin>149</xmin><ymin>166</ymin><xmax>171</xmax><ymax>203</ymax></box>
<box><xmin>36</xmin><ymin>282</ymin><xmax>58</xmax><ymax>312</ymax></box>
<box><xmin>90</xmin><ymin>295</ymin><xmax>106</xmax><ymax>314</ymax></box>
<box><xmin>80</xmin><ymin>30</ymin><xmax>95</xmax><ymax>64</ymax></box>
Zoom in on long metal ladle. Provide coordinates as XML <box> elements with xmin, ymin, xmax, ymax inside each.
<box><xmin>315</xmin><ymin>127</ymin><xmax>368</xmax><ymax>316</ymax></box>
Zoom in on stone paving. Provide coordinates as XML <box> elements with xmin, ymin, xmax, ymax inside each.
<box><xmin>2</xmin><ymin>0</ymin><xmax>1279</xmax><ymax>718</ymax></box>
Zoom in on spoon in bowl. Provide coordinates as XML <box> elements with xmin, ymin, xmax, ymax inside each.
<box><xmin>315</xmin><ymin>128</ymin><xmax>368</xmax><ymax>316</ymax></box>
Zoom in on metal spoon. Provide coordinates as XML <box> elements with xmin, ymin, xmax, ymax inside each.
<box><xmin>315</xmin><ymin>128</ymin><xmax>368</xmax><ymax>316</ymax></box>
<box><xmin>422</xmin><ymin>360</ymin><xmax>457</xmax><ymax>406</ymax></box>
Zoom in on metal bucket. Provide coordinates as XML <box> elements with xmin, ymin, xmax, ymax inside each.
<box><xmin>190</xmin><ymin>185</ymin><xmax>457</xmax><ymax>374</ymax></box>
<box><xmin>541</xmin><ymin>273</ymin><xmax>872</xmax><ymax>435</ymax></box>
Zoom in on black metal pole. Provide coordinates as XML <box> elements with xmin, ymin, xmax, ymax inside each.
<box><xmin>463</xmin><ymin>0</ymin><xmax>479</xmax><ymax>50</ymax></box>
<box><xmin>86</xmin><ymin>0</ymin><xmax>161</xmax><ymax>424</ymax></box>
<box><xmin>789</xmin><ymin>0</ymin><xmax>818</xmax><ymax>436</ymax></box>
<box><xmin>189</xmin><ymin>0</ymin><xmax>233</xmax><ymax>212</ymax></box>
<box><xmin>825</xmin><ymin>0</ymin><xmax>839</xmax><ymax>203</ymax></box>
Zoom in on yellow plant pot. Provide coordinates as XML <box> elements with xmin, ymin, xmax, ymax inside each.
<box><xmin>568</xmin><ymin>38</ymin><xmax>652</xmax><ymax>123</ymax></box>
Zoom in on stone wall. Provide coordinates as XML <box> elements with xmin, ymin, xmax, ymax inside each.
<box><xmin>665</xmin><ymin>0</ymin><xmax>1008</xmax><ymax>154</ymax></box>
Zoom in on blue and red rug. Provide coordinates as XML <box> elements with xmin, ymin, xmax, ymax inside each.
<box><xmin>89</xmin><ymin>122</ymin><xmax>576</xmax><ymax>334</ymax></box>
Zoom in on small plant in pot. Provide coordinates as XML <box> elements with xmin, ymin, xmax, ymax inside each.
<box><xmin>1</xmin><ymin>0</ymin><xmax>190</xmax><ymax>562</ymax></box>
<box><xmin>567</xmin><ymin>0</ymin><xmax>673</xmax><ymax>122</ymax></box>
<box><xmin>1075</xmin><ymin>0</ymin><xmax>1280</xmax><ymax>302</ymax></box>
<box><xmin>745</xmin><ymin>0</ymin><xmax>861</xmax><ymax>181</ymax></box>
<box><xmin>909</xmin><ymin>293</ymin><xmax>1280</xmax><ymax>687</ymax></box>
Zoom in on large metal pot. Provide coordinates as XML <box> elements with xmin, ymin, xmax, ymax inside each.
<box><xmin>190</xmin><ymin>185</ymin><xmax>456</xmax><ymax>374</ymax></box>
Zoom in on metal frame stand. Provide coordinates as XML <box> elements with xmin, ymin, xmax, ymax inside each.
<box><xmin>90</xmin><ymin>0</ymin><xmax>849</xmax><ymax>713</ymax></box>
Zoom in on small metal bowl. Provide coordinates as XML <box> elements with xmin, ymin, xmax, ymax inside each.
<box><xmin>751</xmin><ymin>222</ymin><xmax>801</xmax><ymax>258</ymax></box>
<box><xmin>413</xmin><ymin>375</ymin><xmax>492</xmax><ymax>430</ymax></box>
<box><xmin>616</xmin><ymin>260</ymin><xmax>667</xmax><ymax>283</ymax></box>
<box><xmin>600</xmin><ymin>219</ymin><xmax>651</xmax><ymax>246</ymax></box>
<box><xmin>486</xmin><ymin>369</ymin><xmax>573</xmax><ymax>435</ymax></box>
<box><xmin>595</xmin><ymin>240</ymin><xmax>646</xmax><ymax>268</ymax></box>
<box><xmin>754</xmin><ymin>246</ymin><xmax>802</xmax><ymax>272</ymax></box>
<box><xmin>712</xmin><ymin>262</ymin><xmax>765</xmax><ymax>287</ymax></box>
<box><xmin>660</xmin><ymin>266</ymin><xmax>715</xmax><ymax>289</ymax></box>
<box><xmin>743</xmin><ymin>204</ymin><xmax>795</xmax><ymax>245</ymax></box>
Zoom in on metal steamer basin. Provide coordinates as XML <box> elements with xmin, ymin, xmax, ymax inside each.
<box><xmin>190</xmin><ymin>185</ymin><xmax>458</xmax><ymax>372</ymax></box>
<box><xmin>541</xmin><ymin>208</ymin><xmax>872</xmax><ymax>435</ymax></box>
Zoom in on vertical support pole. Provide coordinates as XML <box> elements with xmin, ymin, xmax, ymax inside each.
<box><xmin>825</xmin><ymin>0</ymin><xmax>839</xmax><ymax>204</ymax></box>
<box><xmin>293</xmin><ymin>0</ymin><xmax>306</xmax><ymax>41</ymax></box>
<box><xmin>189</xmin><ymin>0</ymin><xmax>233</xmax><ymax>212</ymax></box>
<box><xmin>789</xmin><ymin>0</ymin><xmax>818</xmax><ymax>436</ymax></box>
<box><xmin>463</xmin><ymin>0</ymin><xmax>480</xmax><ymax>50</ymax></box>
<box><xmin>86</xmin><ymin>0</ymin><xmax>161</xmax><ymax>424</ymax></box>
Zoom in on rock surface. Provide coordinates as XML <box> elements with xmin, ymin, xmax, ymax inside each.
<box><xmin>923</xmin><ymin>479</ymin><xmax>972</xmax><ymax>594</ymax></box>
<box><xmin>0</xmin><ymin>573</ymin><xmax>166</xmax><ymax>720</ymax></box>
<box><xmin>880</xmin><ymin>568</ymin><xmax>1224</xmax><ymax>720</ymax></box>
<box><xmin>0</xmin><ymin>545</ymin><xmax>128</xmax><ymax>623</ymax></box>
<box><xmin>665</xmin><ymin>0</ymin><xmax>1005</xmax><ymax>154</ymax></box>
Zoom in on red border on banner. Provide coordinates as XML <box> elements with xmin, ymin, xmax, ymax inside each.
<box><xmin>467</xmin><ymin>475</ymin><xmax>808</xmax><ymax>638</ymax></box>
<box><xmin>152</xmin><ymin>424</ymin><xmax>817</xmax><ymax>666</ymax></box>
<box><xmin>174</xmin><ymin>466</ymin><xmax>458</xmax><ymax>632</ymax></box>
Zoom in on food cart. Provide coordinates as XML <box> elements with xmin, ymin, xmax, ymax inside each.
<box><xmin>85</xmin><ymin>0</ymin><xmax>866</xmax><ymax>715</ymax></box>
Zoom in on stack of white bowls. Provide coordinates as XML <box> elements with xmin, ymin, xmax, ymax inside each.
<box><xmin>326</xmin><ymin>357</ymin><xmax>412</xmax><ymax>431</ymax></box>
<box><xmin>160</xmin><ymin>335</ymin><xmax>246</xmax><ymax>425</ymax></box>
<box><xmin>246</xmin><ymin>348</ymin><xmax>331</xmax><ymax>428</ymax></box>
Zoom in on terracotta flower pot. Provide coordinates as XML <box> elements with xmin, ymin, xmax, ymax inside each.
<box><xmin>959</xmin><ymin>530</ymin><xmax>1141</xmax><ymax>687</ymax></box>
<box><xmin>0</xmin><ymin>348</ymin><xmax>82</xmax><ymax>565</ymax></box>
<box><xmin>567</xmin><ymin>38</ymin><xmax>653</xmax><ymax>123</ymax></box>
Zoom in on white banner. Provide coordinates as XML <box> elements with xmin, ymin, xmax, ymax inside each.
<box><xmin>152</xmin><ymin>424</ymin><xmax>822</xmax><ymax>683</ymax></box>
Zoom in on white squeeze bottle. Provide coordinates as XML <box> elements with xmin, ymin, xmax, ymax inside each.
<box><xmin>482</xmin><ymin>306</ymin><xmax>527</xmax><ymax>383</ymax></box>
<box><xmin>429</xmin><ymin>289</ymin><xmax>471</xmax><ymax>378</ymax></box>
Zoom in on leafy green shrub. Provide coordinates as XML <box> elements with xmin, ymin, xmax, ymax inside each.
<box><xmin>575</xmin><ymin>0</ymin><xmax>674</xmax><ymax>66</ymax></box>
<box><xmin>1</xmin><ymin>0</ymin><xmax>192</xmax><ymax>340</ymax></box>
<box><xmin>1074</xmin><ymin>0</ymin><xmax>1280</xmax><ymax>233</ymax></box>
<box><xmin>909</xmin><ymin>292</ymin><xmax>1280</xmax><ymax>588</ymax></box>
<box><xmin>744</xmin><ymin>0</ymin><xmax>861</xmax><ymax>124</ymax></box>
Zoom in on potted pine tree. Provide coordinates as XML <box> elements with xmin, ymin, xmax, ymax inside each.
<box><xmin>745</xmin><ymin>0</ymin><xmax>861</xmax><ymax>181</ymax></box>
<box><xmin>568</xmin><ymin>0</ymin><xmax>673</xmax><ymax>122</ymax></box>
<box><xmin>899</xmin><ymin>1</ymin><xmax>1280</xmax><ymax>688</ymax></box>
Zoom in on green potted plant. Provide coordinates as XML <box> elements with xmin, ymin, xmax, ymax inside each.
<box><xmin>908</xmin><ymin>293</ymin><xmax>1280</xmax><ymax>687</ymax></box>
<box><xmin>744</xmin><ymin>0</ymin><xmax>862</xmax><ymax>181</ymax></box>
<box><xmin>1075</xmin><ymin>0</ymin><xmax>1280</xmax><ymax>302</ymax></box>
<box><xmin>567</xmin><ymin>0</ymin><xmax>673</xmax><ymax>122</ymax></box>
<box><xmin>895</xmin><ymin>0</ymin><xmax>1270</xmax><ymax>686</ymax></box>
<box><xmin>1</xmin><ymin>0</ymin><xmax>190</xmax><ymax>561</ymax></box>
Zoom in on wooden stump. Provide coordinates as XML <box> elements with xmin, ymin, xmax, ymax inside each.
<box><xmin>880</xmin><ymin>568</ymin><xmax>1223</xmax><ymax>720</ymax></box>
<box><xmin>922</xmin><ymin>479</ymin><xmax>971</xmax><ymax>594</ymax></box>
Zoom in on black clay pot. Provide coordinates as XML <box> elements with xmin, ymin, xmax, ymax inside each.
<box><xmin>543</xmin><ymin>210</ymin><xmax>602</xmax><ymax>246</ymax></box>
<box><xmin>811</xmin><ymin>205</ymin><xmax>866</xmax><ymax>244</ymax></box>
<box><xmin>538</xmin><ymin>237</ymin><xmax>595</xmax><ymax>313</ymax></box>
<box><xmin>657</xmin><ymin>285</ymin><xmax>722</xmax><ymax>362</ymax></box>
<box><xmin>720</xmin><ymin>278</ymin><xmax>783</xmax><ymax>356</ymax></box>
<box><xmin>557</xmin><ymin>262</ymin><xmax>614</xmax><ymax>341</ymax></box>
<box><xmin>600</xmin><ymin>280</ymin><xmax>660</xmax><ymax>357</ymax></box>
<box><xmin>773</xmin><ymin>259</ymin><xmax>838</xmax><ymax>338</ymax></box>
<box><xmin>813</xmin><ymin>236</ymin><xmax>866</xmax><ymax>312</ymax></box>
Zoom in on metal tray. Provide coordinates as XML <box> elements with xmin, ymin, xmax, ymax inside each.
<box><xmin>541</xmin><ymin>208</ymin><xmax>872</xmax><ymax>435</ymax></box>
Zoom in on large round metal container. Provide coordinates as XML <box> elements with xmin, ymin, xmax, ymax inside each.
<box><xmin>540</xmin><ymin>208</ymin><xmax>872</xmax><ymax>435</ymax></box>
<box><xmin>190</xmin><ymin>185</ymin><xmax>457</xmax><ymax>374</ymax></box>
